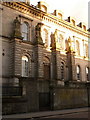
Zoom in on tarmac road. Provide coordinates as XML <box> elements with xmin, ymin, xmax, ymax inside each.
<box><xmin>35</xmin><ymin>111</ymin><xmax>89</xmax><ymax>120</ymax></box>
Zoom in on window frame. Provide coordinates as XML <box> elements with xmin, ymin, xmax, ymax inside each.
<box><xmin>86</xmin><ymin>67</ymin><xmax>89</xmax><ymax>81</ymax></box>
<box><xmin>42</xmin><ymin>28</ymin><xmax>48</xmax><ymax>47</ymax></box>
<box><xmin>85</xmin><ymin>44</ymin><xmax>88</xmax><ymax>58</ymax></box>
<box><xmin>61</xmin><ymin>62</ymin><xmax>64</xmax><ymax>80</ymax></box>
<box><xmin>76</xmin><ymin>40</ymin><xmax>80</xmax><ymax>56</ymax></box>
<box><xmin>21</xmin><ymin>56</ymin><xmax>29</xmax><ymax>77</ymax></box>
<box><xmin>76</xmin><ymin>65</ymin><xmax>81</xmax><ymax>80</ymax></box>
<box><xmin>21</xmin><ymin>22</ymin><xmax>29</xmax><ymax>41</ymax></box>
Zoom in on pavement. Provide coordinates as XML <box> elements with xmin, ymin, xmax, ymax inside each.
<box><xmin>2</xmin><ymin>107</ymin><xmax>90</xmax><ymax>119</ymax></box>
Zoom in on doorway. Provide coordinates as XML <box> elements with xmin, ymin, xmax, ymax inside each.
<box><xmin>39</xmin><ymin>92</ymin><xmax>51</xmax><ymax>111</ymax></box>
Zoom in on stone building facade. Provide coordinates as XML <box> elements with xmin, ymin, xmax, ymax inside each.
<box><xmin>1</xmin><ymin>1</ymin><xmax>90</xmax><ymax>114</ymax></box>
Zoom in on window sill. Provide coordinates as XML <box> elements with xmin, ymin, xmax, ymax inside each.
<box><xmin>22</xmin><ymin>40</ymin><xmax>33</xmax><ymax>45</ymax></box>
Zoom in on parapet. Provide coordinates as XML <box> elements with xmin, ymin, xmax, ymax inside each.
<box><xmin>87</xmin><ymin>28</ymin><xmax>90</xmax><ymax>32</ymax></box>
<box><xmin>77</xmin><ymin>22</ymin><xmax>87</xmax><ymax>31</ymax></box>
<box><xmin>25</xmin><ymin>0</ymin><xmax>30</xmax><ymax>5</ymax></box>
<box><xmin>37</xmin><ymin>1</ymin><xmax>49</xmax><ymax>13</ymax></box>
<box><xmin>53</xmin><ymin>10</ymin><xmax>63</xmax><ymax>20</ymax></box>
<box><xmin>65</xmin><ymin>16</ymin><xmax>76</xmax><ymax>26</ymax></box>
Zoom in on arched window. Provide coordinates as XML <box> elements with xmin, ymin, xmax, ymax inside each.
<box><xmin>60</xmin><ymin>34</ymin><xmax>64</xmax><ymax>50</ymax></box>
<box><xmin>61</xmin><ymin>62</ymin><xmax>64</xmax><ymax>80</ymax></box>
<box><xmin>22</xmin><ymin>56</ymin><xmax>29</xmax><ymax>77</ymax></box>
<box><xmin>76</xmin><ymin>65</ymin><xmax>80</xmax><ymax>80</ymax></box>
<box><xmin>86</xmin><ymin>67</ymin><xmax>89</xmax><ymax>81</ymax></box>
<box><xmin>43</xmin><ymin>29</ymin><xmax>48</xmax><ymax>47</ymax></box>
<box><xmin>76</xmin><ymin>40</ymin><xmax>80</xmax><ymax>55</ymax></box>
<box><xmin>65</xmin><ymin>40</ymin><xmax>68</xmax><ymax>51</ymax></box>
<box><xmin>43</xmin><ymin>57</ymin><xmax>50</xmax><ymax>80</ymax></box>
<box><xmin>21</xmin><ymin>22</ymin><xmax>29</xmax><ymax>41</ymax></box>
<box><xmin>85</xmin><ymin>44</ymin><xmax>88</xmax><ymax>58</ymax></box>
<box><xmin>57</xmin><ymin>34</ymin><xmax>62</xmax><ymax>43</ymax></box>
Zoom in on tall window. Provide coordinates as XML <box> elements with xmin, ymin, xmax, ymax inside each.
<box><xmin>43</xmin><ymin>29</ymin><xmax>48</xmax><ymax>47</ymax></box>
<box><xmin>85</xmin><ymin>44</ymin><xmax>88</xmax><ymax>58</ymax></box>
<box><xmin>22</xmin><ymin>56</ymin><xmax>29</xmax><ymax>77</ymax></box>
<box><xmin>43</xmin><ymin>57</ymin><xmax>50</xmax><ymax>80</ymax></box>
<box><xmin>65</xmin><ymin>40</ymin><xmax>68</xmax><ymax>51</ymax></box>
<box><xmin>22</xmin><ymin>22</ymin><xmax>28</xmax><ymax>41</ymax></box>
<box><xmin>57</xmin><ymin>34</ymin><xmax>61</xmax><ymax>43</ymax></box>
<box><xmin>76</xmin><ymin>65</ymin><xmax>80</xmax><ymax>80</ymax></box>
<box><xmin>61</xmin><ymin>62</ymin><xmax>64</xmax><ymax>80</ymax></box>
<box><xmin>60</xmin><ymin>34</ymin><xmax>64</xmax><ymax>50</ymax></box>
<box><xmin>86</xmin><ymin>67</ymin><xmax>89</xmax><ymax>81</ymax></box>
<box><xmin>76</xmin><ymin>40</ymin><xmax>80</xmax><ymax>55</ymax></box>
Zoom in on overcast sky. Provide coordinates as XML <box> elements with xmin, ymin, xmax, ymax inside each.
<box><xmin>30</xmin><ymin>0</ymin><xmax>90</xmax><ymax>27</ymax></box>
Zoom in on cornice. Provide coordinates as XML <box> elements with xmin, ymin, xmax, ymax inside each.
<box><xmin>2</xmin><ymin>2</ymin><xmax>90</xmax><ymax>38</ymax></box>
<box><xmin>19</xmin><ymin>14</ymin><xmax>33</xmax><ymax>21</ymax></box>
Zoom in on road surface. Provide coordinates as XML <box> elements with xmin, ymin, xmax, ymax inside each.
<box><xmin>35</xmin><ymin>111</ymin><xmax>89</xmax><ymax>120</ymax></box>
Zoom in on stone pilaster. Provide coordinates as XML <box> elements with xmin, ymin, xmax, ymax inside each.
<box><xmin>50</xmin><ymin>30</ymin><xmax>61</xmax><ymax>85</ymax></box>
<box><xmin>12</xmin><ymin>17</ymin><xmax>22</xmax><ymax>77</ymax></box>
<box><xmin>14</xmin><ymin>38</ymin><xmax>22</xmax><ymax>76</ymax></box>
<box><xmin>34</xmin><ymin>23</ymin><xmax>44</xmax><ymax>80</ymax></box>
<box><xmin>56</xmin><ymin>50</ymin><xmax>61</xmax><ymax>80</ymax></box>
<box><xmin>51</xmin><ymin>49</ymin><xmax>60</xmax><ymax>81</ymax></box>
<box><xmin>51</xmin><ymin>49</ymin><xmax>57</xmax><ymax>80</ymax></box>
<box><xmin>34</xmin><ymin>44</ymin><xmax>44</xmax><ymax>79</ymax></box>
<box><xmin>66</xmin><ymin>51</ymin><xmax>75</xmax><ymax>81</ymax></box>
<box><xmin>66</xmin><ymin>37</ymin><xmax>76</xmax><ymax>82</ymax></box>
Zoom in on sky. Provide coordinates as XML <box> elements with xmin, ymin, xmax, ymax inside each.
<box><xmin>30</xmin><ymin>0</ymin><xmax>90</xmax><ymax>27</ymax></box>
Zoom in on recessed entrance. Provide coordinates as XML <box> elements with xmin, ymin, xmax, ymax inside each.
<box><xmin>39</xmin><ymin>92</ymin><xmax>51</xmax><ymax>111</ymax></box>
